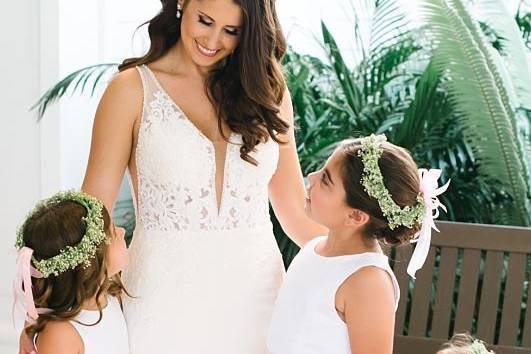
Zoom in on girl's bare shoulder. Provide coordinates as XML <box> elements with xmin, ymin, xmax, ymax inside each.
<box><xmin>36</xmin><ymin>320</ymin><xmax>83</xmax><ymax>354</ymax></box>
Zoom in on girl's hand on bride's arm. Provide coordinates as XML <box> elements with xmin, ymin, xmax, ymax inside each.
<box><xmin>81</xmin><ymin>68</ymin><xmax>142</xmax><ymax>214</ymax></box>
<box><xmin>268</xmin><ymin>88</ymin><xmax>328</xmax><ymax>248</ymax></box>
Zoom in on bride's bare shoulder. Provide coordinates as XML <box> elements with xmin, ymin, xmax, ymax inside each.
<box><xmin>106</xmin><ymin>67</ymin><xmax>143</xmax><ymax>99</ymax></box>
<box><xmin>95</xmin><ymin>67</ymin><xmax>143</xmax><ymax>123</ymax></box>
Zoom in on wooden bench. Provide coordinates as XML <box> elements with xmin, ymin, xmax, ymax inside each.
<box><xmin>391</xmin><ymin>221</ymin><xmax>531</xmax><ymax>354</ymax></box>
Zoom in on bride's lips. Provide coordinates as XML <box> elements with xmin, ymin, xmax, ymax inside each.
<box><xmin>195</xmin><ymin>40</ymin><xmax>219</xmax><ymax>57</ymax></box>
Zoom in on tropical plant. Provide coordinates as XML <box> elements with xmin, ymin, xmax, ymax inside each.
<box><xmin>516</xmin><ymin>3</ymin><xmax>531</xmax><ymax>49</ymax></box>
<box><xmin>276</xmin><ymin>0</ymin><xmax>531</xmax><ymax>262</ymax></box>
<box><xmin>32</xmin><ymin>64</ymin><xmax>117</xmax><ymax>119</ymax></box>
<box><xmin>419</xmin><ymin>0</ymin><xmax>531</xmax><ymax>225</ymax></box>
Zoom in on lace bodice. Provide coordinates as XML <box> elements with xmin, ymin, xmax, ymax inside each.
<box><xmin>131</xmin><ymin>65</ymin><xmax>279</xmax><ymax>233</ymax></box>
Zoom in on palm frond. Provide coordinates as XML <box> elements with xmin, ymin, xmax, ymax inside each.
<box><xmin>515</xmin><ymin>7</ymin><xmax>531</xmax><ymax>48</ymax></box>
<box><xmin>474</xmin><ymin>0</ymin><xmax>531</xmax><ymax>187</ymax></box>
<box><xmin>449</xmin><ymin>0</ymin><xmax>531</xmax><ymax>215</ymax></box>
<box><xmin>322</xmin><ymin>21</ymin><xmax>364</xmax><ymax>117</ymax></box>
<box><xmin>360</xmin><ymin>37</ymin><xmax>422</xmax><ymax>99</ymax></box>
<box><xmin>369</xmin><ymin>0</ymin><xmax>411</xmax><ymax>51</ymax></box>
<box><xmin>420</xmin><ymin>0</ymin><xmax>531</xmax><ymax>225</ymax></box>
<box><xmin>394</xmin><ymin>60</ymin><xmax>445</xmax><ymax>147</ymax></box>
<box><xmin>32</xmin><ymin>63</ymin><xmax>119</xmax><ymax>119</ymax></box>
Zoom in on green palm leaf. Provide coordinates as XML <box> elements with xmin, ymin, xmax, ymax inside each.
<box><xmin>420</xmin><ymin>0</ymin><xmax>531</xmax><ymax>225</ymax></box>
<box><xmin>515</xmin><ymin>8</ymin><xmax>531</xmax><ymax>48</ymax></box>
<box><xmin>395</xmin><ymin>60</ymin><xmax>445</xmax><ymax>147</ymax></box>
<box><xmin>321</xmin><ymin>21</ymin><xmax>364</xmax><ymax>117</ymax></box>
<box><xmin>360</xmin><ymin>38</ymin><xmax>422</xmax><ymax>99</ymax></box>
<box><xmin>369</xmin><ymin>0</ymin><xmax>411</xmax><ymax>51</ymax></box>
<box><xmin>475</xmin><ymin>0</ymin><xmax>531</xmax><ymax>110</ymax></box>
<box><xmin>449</xmin><ymin>0</ymin><xmax>531</xmax><ymax>192</ymax></box>
<box><xmin>32</xmin><ymin>63</ymin><xmax>118</xmax><ymax>119</ymax></box>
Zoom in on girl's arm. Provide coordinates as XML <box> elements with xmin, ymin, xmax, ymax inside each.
<box><xmin>269</xmin><ymin>88</ymin><xmax>328</xmax><ymax>247</ymax></box>
<box><xmin>35</xmin><ymin>321</ymin><xmax>83</xmax><ymax>354</ymax></box>
<box><xmin>81</xmin><ymin>68</ymin><xmax>142</xmax><ymax>214</ymax></box>
<box><xmin>339</xmin><ymin>266</ymin><xmax>396</xmax><ymax>354</ymax></box>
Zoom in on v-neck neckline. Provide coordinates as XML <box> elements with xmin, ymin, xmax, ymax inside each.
<box><xmin>143</xmin><ymin>64</ymin><xmax>234</xmax><ymax>145</ymax></box>
<box><xmin>143</xmin><ymin>64</ymin><xmax>233</xmax><ymax>215</ymax></box>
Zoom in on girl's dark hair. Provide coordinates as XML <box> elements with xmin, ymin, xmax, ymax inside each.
<box><xmin>22</xmin><ymin>201</ymin><xmax>127</xmax><ymax>338</ymax></box>
<box><xmin>339</xmin><ymin>139</ymin><xmax>422</xmax><ymax>245</ymax></box>
<box><xmin>119</xmin><ymin>0</ymin><xmax>289</xmax><ymax>165</ymax></box>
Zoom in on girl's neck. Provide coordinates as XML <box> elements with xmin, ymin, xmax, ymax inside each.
<box><xmin>320</xmin><ymin>228</ymin><xmax>382</xmax><ymax>257</ymax></box>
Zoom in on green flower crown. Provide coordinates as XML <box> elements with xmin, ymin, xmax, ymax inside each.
<box><xmin>15</xmin><ymin>190</ymin><xmax>108</xmax><ymax>278</ymax></box>
<box><xmin>471</xmin><ymin>339</ymin><xmax>495</xmax><ymax>354</ymax></box>
<box><xmin>357</xmin><ymin>134</ymin><xmax>426</xmax><ymax>230</ymax></box>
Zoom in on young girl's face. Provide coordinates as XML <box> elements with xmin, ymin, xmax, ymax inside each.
<box><xmin>106</xmin><ymin>225</ymin><xmax>128</xmax><ymax>276</ymax></box>
<box><xmin>305</xmin><ymin>149</ymin><xmax>353</xmax><ymax>228</ymax></box>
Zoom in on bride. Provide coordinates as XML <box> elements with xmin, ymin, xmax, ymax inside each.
<box><xmin>73</xmin><ymin>0</ymin><xmax>326</xmax><ymax>353</ymax></box>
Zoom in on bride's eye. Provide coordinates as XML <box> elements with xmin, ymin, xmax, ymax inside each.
<box><xmin>198</xmin><ymin>16</ymin><xmax>212</xmax><ymax>26</ymax></box>
<box><xmin>224</xmin><ymin>28</ymin><xmax>239</xmax><ymax>36</ymax></box>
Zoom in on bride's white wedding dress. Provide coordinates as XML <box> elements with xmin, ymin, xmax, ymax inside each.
<box><xmin>121</xmin><ymin>65</ymin><xmax>284</xmax><ymax>353</ymax></box>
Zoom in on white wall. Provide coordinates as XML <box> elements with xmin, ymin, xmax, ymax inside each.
<box><xmin>0</xmin><ymin>0</ymin><xmax>44</xmax><ymax>351</ymax></box>
<box><xmin>59</xmin><ymin>0</ymin><xmax>159</xmax><ymax>190</ymax></box>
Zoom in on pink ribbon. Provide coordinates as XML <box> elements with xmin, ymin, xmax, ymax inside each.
<box><xmin>407</xmin><ymin>169</ymin><xmax>450</xmax><ymax>278</ymax></box>
<box><xmin>12</xmin><ymin>247</ymin><xmax>43</xmax><ymax>323</ymax></box>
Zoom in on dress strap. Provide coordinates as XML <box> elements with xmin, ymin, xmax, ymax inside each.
<box><xmin>134</xmin><ymin>65</ymin><xmax>161</xmax><ymax>112</ymax></box>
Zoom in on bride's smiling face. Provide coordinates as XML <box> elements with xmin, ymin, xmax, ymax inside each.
<box><xmin>179</xmin><ymin>0</ymin><xmax>242</xmax><ymax>68</ymax></box>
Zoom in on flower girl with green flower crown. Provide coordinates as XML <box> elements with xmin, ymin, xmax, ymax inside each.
<box><xmin>267</xmin><ymin>135</ymin><xmax>450</xmax><ymax>354</ymax></box>
<box><xmin>13</xmin><ymin>190</ymin><xmax>130</xmax><ymax>354</ymax></box>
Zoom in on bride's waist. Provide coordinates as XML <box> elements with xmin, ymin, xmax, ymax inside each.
<box><xmin>132</xmin><ymin>221</ymin><xmax>274</xmax><ymax>238</ymax></box>
<box><xmin>126</xmin><ymin>222</ymin><xmax>281</xmax><ymax>260</ymax></box>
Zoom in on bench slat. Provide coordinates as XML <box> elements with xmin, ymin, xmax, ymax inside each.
<box><xmin>393</xmin><ymin>245</ymin><xmax>412</xmax><ymax>335</ymax></box>
<box><xmin>432</xmin><ymin>222</ymin><xmax>531</xmax><ymax>253</ymax></box>
<box><xmin>431</xmin><ymin>247</ymin><xmax>458</xmax><ymax>338</ymax></box>
<box><xmin>408</xmin><ymin>247</ymin><xmax>436</xmax><ymax>336</ymax></box>
<box><xmin>499</xmin><ymin>253</ymin><xmax>527</xmax><ymax>346</ymax></box>
<box><xmin>454</xmin><ymin>249</ymin><xmax>481</xmax><ymax>332</ymax></box>
<box><xmin>523</xmin><ymin>269</ymin><xmax>531</xmax><ymax>347</ymax></box>
<box><xmin>477</xmin><ymin>251</ymin><xmax>504</xmax><ymax>342</ymax></box>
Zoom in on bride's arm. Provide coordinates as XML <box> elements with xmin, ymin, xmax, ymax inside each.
<box><xmin>268</xmin><ymin>88</ymin><xmax>328</xmax><ymax>248</ymax></box>
<box><xmin>18</xmin><ymin>69</ymin><xmax>141</xmax><ymax>354</ymax></box>
<box><xmin>81</xmin><ymin>68</ymin><xmax>142</xmax><ymax>214</ymax></box>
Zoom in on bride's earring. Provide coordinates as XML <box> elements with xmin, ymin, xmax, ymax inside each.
<box><xmin>176</xmin><ymin>2</ymin><xmax>182</xmax><ymax>19</ymax></box>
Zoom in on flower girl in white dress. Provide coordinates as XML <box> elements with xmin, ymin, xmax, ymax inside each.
<box><xmin>268</xmin><ymin>135</ymin><xmax>449</xmax><ymax>354</ymax></box>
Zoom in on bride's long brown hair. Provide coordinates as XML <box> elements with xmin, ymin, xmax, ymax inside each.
<box><xmin>119</xmin><ymin>0</ymin><xmax>290</xmax><ymax>165</ymax></box>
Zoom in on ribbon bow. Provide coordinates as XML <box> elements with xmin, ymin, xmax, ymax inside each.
<box><xmin>12</xmin><ymin>246</ymin><xmax>44</xmax><ymax>323</ymax></box>
<box><xmin>407</xmin><ymin>169</ymin><xmax>450</xmax><ymax>278</ymax></box>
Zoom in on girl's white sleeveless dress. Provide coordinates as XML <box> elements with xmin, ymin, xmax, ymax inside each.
<box><xmin>267</xmin><ymin>236</ymin><xmax>400</xmax><ymax>354</ymax></box>
<box><xmin>121</xmin><ymin>65</ymin><xmax>285</xmax><ymax>353</ymax></box>
<box><xmin>33</xmin><ymin>296</ymin><xmax>129</xmax><ymax>354</ymax></box>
